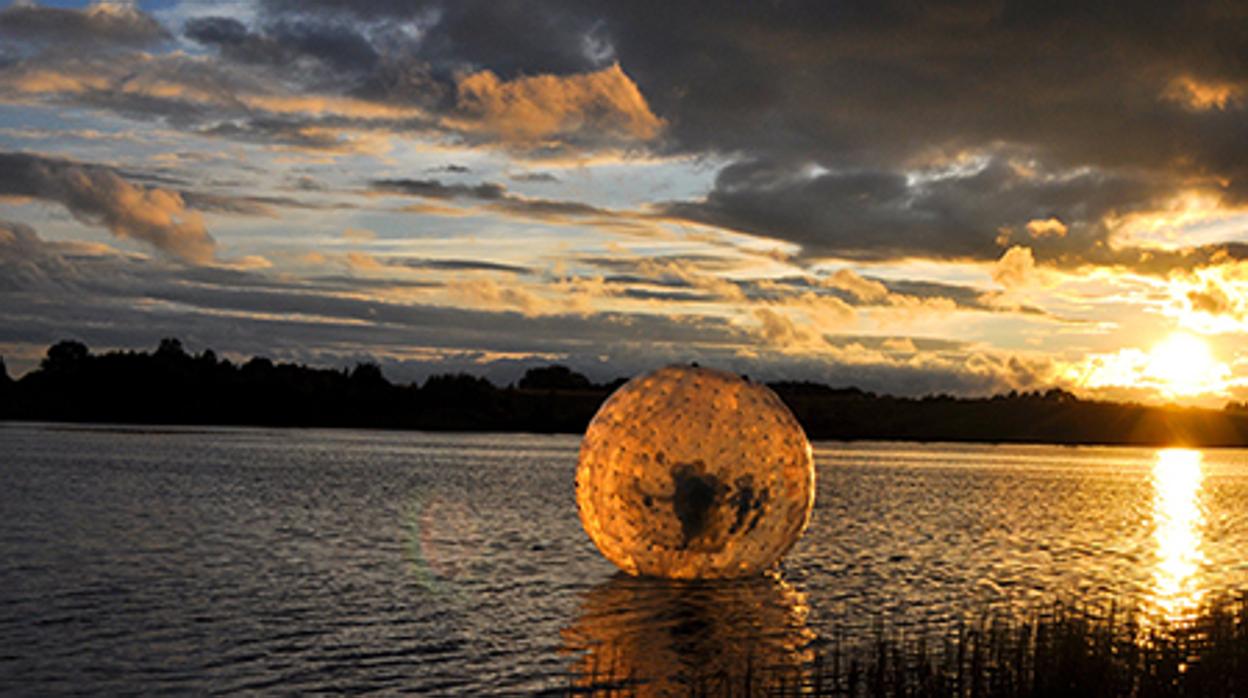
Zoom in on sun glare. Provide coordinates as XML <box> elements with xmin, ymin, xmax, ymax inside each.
<box><xmin>1069</xmin><ymin>331</ymin><xmax>1230</xmax><ymax>400</ymax></box>
<box><xmin>1145</xmin><ymin>333</ymin><xmax>1227</xmax><ymax>397</ymax></box>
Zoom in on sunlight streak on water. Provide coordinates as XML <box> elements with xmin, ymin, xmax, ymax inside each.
<box><xmin>1150</xmin><ymin>448</ymin><xmax>1207</xmax><ymax>622</ymax></box>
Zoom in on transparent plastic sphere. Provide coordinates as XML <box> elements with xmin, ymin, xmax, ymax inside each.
<box><xmin>576</xmin><ymin>365</ymin><xmax>815</xmax><ymax>579</ymax></box>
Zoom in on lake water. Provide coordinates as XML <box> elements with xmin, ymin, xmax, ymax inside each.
<box><xmin>4</xmin><ymin>422</ymin><xmax>1248</xmax><ymax>694</ymax></box>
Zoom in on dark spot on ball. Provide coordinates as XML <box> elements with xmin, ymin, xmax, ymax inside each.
<box><xmin>745</xmin><ymin>487</ymin><xmax>770</xmax><ymax>533</ymax></box>
<box><xmin>728</xmin><ymin>476</ymin><xmax>769</xmax><ymax>534</ymax></box>
<box><xmin>670</xmin><ymin>463</ymin><xmax>724</xmax><ymax>548</ymax></box>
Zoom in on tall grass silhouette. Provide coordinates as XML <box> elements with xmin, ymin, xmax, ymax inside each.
<box><xmin>566</xmin><ymin>593</ymin><xmax>1248</xmax><ymax>697</ymax></box>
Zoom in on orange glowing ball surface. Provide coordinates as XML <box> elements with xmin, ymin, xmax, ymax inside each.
<box><xmin>576</xmin><ymin>365</ymin><xmax>815</xmax><ymax>579</ymax></box>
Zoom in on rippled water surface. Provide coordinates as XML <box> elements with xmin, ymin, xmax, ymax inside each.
<box><xmin>4</xmin><ymin>423</ymin><xmax>1248</xmax><ymax>694</ymax></box>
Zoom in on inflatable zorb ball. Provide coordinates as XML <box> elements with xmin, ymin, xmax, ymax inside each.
<box><xmin>576</xmin><ymin>365</ymin><xmax>815</xmax><ymax>579</ymax></box>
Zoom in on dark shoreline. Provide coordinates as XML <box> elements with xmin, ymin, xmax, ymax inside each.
<box><xmin>6</xmin><ymin>338</ymin><xmax>1248</xmax><ymax>448</ymax></box>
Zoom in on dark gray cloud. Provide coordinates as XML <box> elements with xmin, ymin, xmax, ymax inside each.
<box><xmin>390</xmin><ymin>258</ymin><xmax>531</xmax><ymax>274</ymax></box>
<box><xmin>426</xmin><ymin>164</ymin><xmax>471</xmax><ymax>174</ymax></box>
<box><xmin>251</xmin><ymin>1</ymin><xmax>1248</xmax><ymax>262</ymax></box>
<box><xmin>372</xmin><ymin>178</ymin><xmax>507</xmax><ymax>201</ymax></box>
<box><xmin>180</xmin><ymin>191</ymin><xmax>346</xmax><ymax>214</ymax></box>
<box><xmin>663</xmin><ymin>157</ymin><xmax>1166</xmax><ymax>262</ymax></box>
<box><xmin>185</xmin><ymin>15</ymin><xmax>379</xmax><ymax>76</ymax></box>
<box><xmin>261</xmin><ymin>0</ymin><xmax>608</xmax><ymax>79</ymax></box>
<box><xmin>256</xmin><ymin>2</ymin><xmax>1247</xmax><ymax>166</ymax></box>
<box><xmin>371</xmin><ymin>177</ymin><xmax>616</xmax><ymax>221</ymax></box>
<box><xmin>510</xmin><ymin>171</ymin><xmax>560</xmax><ymax>183</ymax></box>
<box><xmin>617</xmin><ymin>287</ymin><xmax>716</xmax><ymax>303</ymax></box>
<box><xmin>1060</xmin><ymin>241</ymin><xmax>1248</xmax><ymax>276</ymax></box>
<box><xmin>14</xmin><ymin>0</ymin><xmax>1247</xmax><ymax>200</ymax></box>
<box><xmin>0</xmin><ymin>2</ymin><xmax>169</xmax><ymax>48</ymax></box>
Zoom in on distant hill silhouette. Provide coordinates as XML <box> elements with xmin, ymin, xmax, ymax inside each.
<box><xmin>3</xmin><ymin>338</ymin><xmax>1248</xmax><ymax>446</ymax></box>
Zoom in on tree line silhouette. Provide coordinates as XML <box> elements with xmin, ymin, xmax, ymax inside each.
<box><xmin>3</xmin><ymin>338</ymin><xmax>1248</xmax><ymax>446</ymax></box>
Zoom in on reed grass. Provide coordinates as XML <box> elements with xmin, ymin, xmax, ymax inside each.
<box><xmin>568</xmin><ymin>593</ymin><xmax>1248</xmax><ymax>697</ymax></box>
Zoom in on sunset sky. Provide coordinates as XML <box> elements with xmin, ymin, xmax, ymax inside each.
<box><xmin>3</xmin><ymin>1</ymin><xmax>1248</xmax><ymax>404</ymax></box>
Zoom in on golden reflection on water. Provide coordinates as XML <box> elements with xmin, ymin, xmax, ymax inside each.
<box><xmin>561</xmin><ymin>573</ymin><xmax>815</xmax><ymax>695</ymax></box>
<box><xmin>1150</xmin><ymin>448</ymin><xmax>1207</xmax><ymax>622</ymax></box>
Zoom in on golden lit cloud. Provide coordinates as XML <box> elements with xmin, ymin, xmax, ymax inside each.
<box><xmin>452</xmin><ymin>63</ymin><xmax>665</xmax><ymax>145</ymax></box>
<box><xmin>5</xmin><ymin>69</ymin><xmax>110</xmax><ymax>94</ymax></box>
<box><xmin>345</xmin><ymin>251</ymin><xmax>383</xmax><ymax>271</ymax></box>
<box><xmin>1162</xmin><ymin>75</ymin><xmax>1244</xmax><ymax>111</ymax></box>
<box><xmin>446</xmin><ymin>277</ymin><xmax>604</xmax><ymax>317</ymax></box>
<box><xmin>822</xmin><ymin>268</ymin><xmax>889</xmax><ymax>303</ymax></box>
<box><xmin>342</xmin><ymin>227</ymin><xmax>377</xmax><ymax>242</ymax></box>
<box><xmin>0</xmin><ymin>152</ymin><xmax>216</xmax><ymax>263</ymax></box>
<box><xmin>1105</xmin><ymin>190</ymin><xmax>1244</xmax><ymax>251</ymax></box>
<box><xmin>1163</xmin><ymin>261</ymin><xmax>1248</xmax><ymax>333</ymax></box>
<box><xmin>635</xmin><ymin>258</ymin><xmax>747</xmax><ymax>302</ymax></box>
<box><xmin>992</xmin><ymin>245</ymin><xmax>1040</xmax><ymax>290</ymax></box>
<box><xmin>219</xmin><ymin>254</ymin><xmax>272</xmax><ymax>270</ymax></box>
<box><xmin>750</xmin><ymin>307</ymin><xmax>815</xmax><ymax>348</ymax></box>
<box><xmin>1025</xmin><ymin>217</ymin><xmax>1067</xmax><ymax>239</ymax></box>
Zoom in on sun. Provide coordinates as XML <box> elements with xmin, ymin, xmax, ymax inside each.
<box><xmin>1065</xmin><ymin>331</ymin><xmax>1232</xmax><ymax>401</ymax></box>
<box><xmin>1144</xmin><ymin>332</ymin><xmax>1229</xmax><ymax>397</ymax></box>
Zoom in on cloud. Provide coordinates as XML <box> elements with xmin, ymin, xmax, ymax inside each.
<box><xmin>0</xmin><ymin>219</ymin><xmax>1066</xmax><ymax>397</ymax></box>
<box><xmin>394</xmin><ymin>258</ymin><xmax>531</xmax><ymax>274</ymax></box>
<box><xmin>372</xmin><ymin>178</ymin><xmax>507</xmax><ymax>201</ymax></box>
<box><xmin>661</xmin><ymin>157</ymin><xmax>1161</xmax><ymax>262</ymax></box>
<box><xmin>447</xmin><ymin>278</ymin><xmax>549</xmax><ymax>316</ymax></box>
<box><xmin>510</xmin><ymin>171</ymin><xmax>561</xmax><ymax>183</ymax></box>
<box><xmin>751</xmin><ymin>307</ymin><xmax>813</xmax><ymax>347</ymax></box>
<box><xmin>185</xmin><ymin>15</ymin><xmax>378</xmax><ymax>74</ymax></box>
<box><xmin>342</xmin><ymin>250</ymin><xmax>530</xmax><ymax>275</ymax></box>
<box><xmin>0</xmin><ymin>1</ymin><xmax>170</xmax><ymax>48</ymax></box>
<box><xmin>370</xmin><ymin>176</ymin><xmax>633</xmax><ymax>227</ymax></box>
<box><xmin>0</xmin><ymin>152</ymin><xmax>216</xmax><ymax>263</ymax></box>
<box><xmin>1025</xmin><ymin>217</ymin><xmax>1068</xmax><ymax>239</ymax></box>
<box><xmin>451</xmin><ymin>63</ymin><xmax>665</xmax><ymax>146</ymax></box>
<box><xmin>263</xmin><ymin>0</ymin><xmax>611</xmax><ymax>78</ymax></box>
<box><xmin>822</xmin><ymin>269</ymin><xmax>890</xmax><ymax>303</ymax></box>
<box><xmin>1161</xmin><ymin>75</ymin><xmax>1244</xmax><ymax>111</ymax></box>
<box><xmin>1161</xmin><ymin>260</ymin><xmax>1248</xmax><ymax>333</ymax></box>
<box><xmin>12</xmin><ymin>0</ymin><xmax>1248</xmax><ymax>201</ymax></box>
<box><xmin>0</xmin><ymin>220</ymin><xmax>746</xmax><ymax>370</ymax></box>
<box><xmin>578</xmin><ymin>250</ymin><xmax>1050</xmax><ymax>322</ymax></box>
<box><xmin>344</xmin><ymin>251</ymin><xmax>383</xmax><ymax>271</ymax></box>
<box><xmin>1062</xmin><ymin>337</ymin><xmax>1233</xmax><ymax>401</ymax></box>
<box><xmin>1</xmin><ymin>8</ymin><xmax>658</xmax><ymax>156</ymax></box>
<box><xmin>0</xmin><ymin>47</ymin><xmax>431</xmax><ymax>156</ymax></box>
<box><xmin>992</xmin><ymin>246</ymin><xmax>1039</xmax><ymax>290</ymax></box>
<box><xmin>247</xmin><ymin>2</ymin><xmax>1248</xmax><ymax>263</ymax></box>
<box><xmin>342</xmin><ymin>227</ymin><xmax>376</xmax><ymax>241</ymax></box>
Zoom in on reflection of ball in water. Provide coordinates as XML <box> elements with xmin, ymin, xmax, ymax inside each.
<box><xmin>562</xmin><ymin>574</ymin><xmax>815</xmax><ymax>693</ymax></box>
<box><xmin>576</xmin><ymin>365</ymin><xmax>815</xmax><ymax>579</ymax></box>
